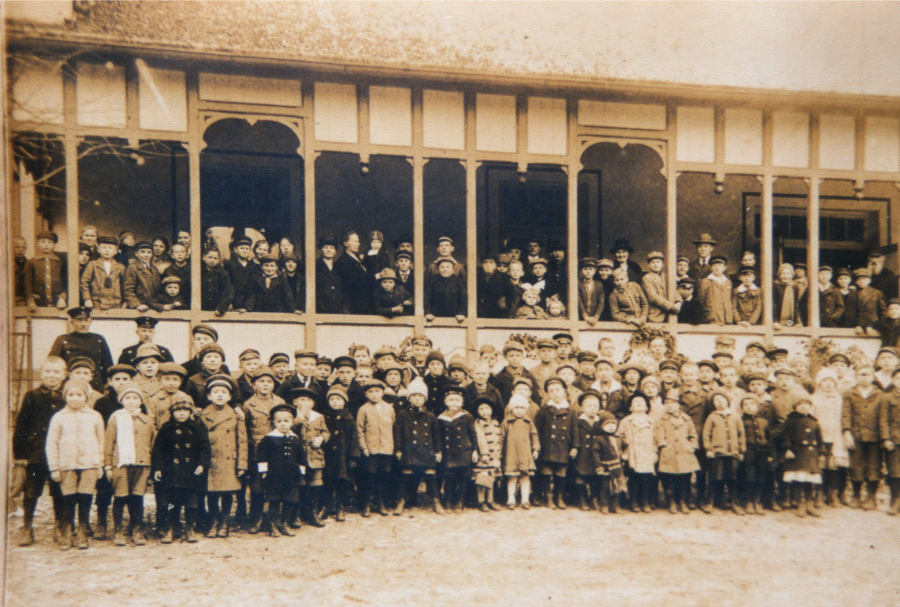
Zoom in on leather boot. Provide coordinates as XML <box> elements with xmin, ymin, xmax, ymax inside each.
<box><xmin>666</xmin><ymin>489</ymin><xmax>677</xmax><ymax>514</ymax></box>
<box><xmin>94</xmin><ymin>521</ymin><xmax>108</xmax><ymax>541</ymax></box>
<box><xmin>76</xmin><ymin>523</ymin><xmax>89</xmax><ymax>550</ymax></box>
<box><xmin>377</xmin><ymin>496</ymin><xmax>389</xmax><ymax>517</ymax></box>
<box><xmin>113</xmin><ymin>524</ymin><xmax>126</xmax><ymax>546</ymax></box>
<box><xmin>278</xmin><ymin>513</ymin><xmax>294</xmax><ymax>536</ymax></box>
<box><xmin>18</xmin><ymin>524</ymin><xmax>35</xmax><ymax>547</ymax></box>
<box><xmin>393</xmin><ymin>497</ymin><xmax>406</xmax><ymax>516</ymax></box>
<box><xmin>184</xmin><ymin>525</ymin><xmax>198</xmax><ymax>543</ymax></box>
<box><xmin>59</xmin><ymin>523</ymin><xmax>72</xmax><ymax>551</ymax></box>
<box><xmin>806</xmin><ymin>497</ymin><xmax>821</xmax><ymax>517</ymax></box>
<box><xmin>864</xmin><ymin>482</ymin><xmax>879</xmax><ymax>511</ymax></box>
<box><xmin>310</xmin><ymin>490</ymin><xmax>326</xmax><ymax>527</ymax></box>
<box><xmin>814</xmin><ymin>487</ymin><xmax>825</xmax><ymax>510</ymax></box>
<box><xmin>828</xmin><ymin>488</ymin><xmax>841</xmax><ymax>508</ymax></box>
<box><xmin>795</xmin><ymin>487</ymin><xmax>807</xmax><ymax>518</ymax></box>
<box><xmin>161</xmin><ymin>527</ymin><xmax>174</xmax><ymax>544</ymax></box>
<box><xmin>216</xmin><ymin>515</ymin><xmax>229</xmax><ymax>537</ymax></box>
<box><xmin>133</xmin><ymin>523</ymin><xmax>147</xmax><ymax>546</ymax></box>
<box><xmin>432</xmin><ymin>498</ymin><xmax>446</xmax><ymax>515</ymax></box>
<box><xmin>206</xmin><ymin>520</ymin><xmax>219</xmax><ymax>538</ymax></box>
<box><xmin>548</xmin><ymin>478</ymin><xmax>558</xmax><ymax>510</ymax></box>
<box><xmin>361</xmin><ymin>497</ymin><xmax>371</xmax><ymax>518</ymax></box>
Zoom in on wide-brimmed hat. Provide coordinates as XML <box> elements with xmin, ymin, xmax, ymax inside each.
<box><xmin>692</xmin><ymin>233</ymin><xmax>718</xmax><ymax>246</ymax></box>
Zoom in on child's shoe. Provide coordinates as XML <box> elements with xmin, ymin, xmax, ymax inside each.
<box><xmin>668</xmin><ymin>499</ymin><xmax>678</xmax><ymax>514</ymax></box>
<box><xmin>160</xmin><ymin>528</ymin><xmax>174</xmax><ymax>544</ymax></box>
<box><xmin>487</xmin><ymin>501</ymin><xmax>500</xmax><ymax>511</ymax></box>
<box><xmin>521</xmin><ymin>502</ymin><xmax>531</xmax><ymax>510</ymax></box>
<box><xmin>479</xmin><ymin>503</ymin><xmax>490</xmax><ymax>512</ymax></box>
<box><xmin>507</xmin><ymin>502</ymin><xmax>516</xmax><ymax>510</ymax></box>
<box><xmin>76</xmin><ymin>524</ymin><xmax>89</xmax><ymax>550</ymax></box>
<box><xmin>59</xmin><ymin>524</ymin><xmax>72</xmax><ymax>551</ymax></box>
<box><xmin>732</xmin><ymin>502</ymin><xmax>745</xmax><ymax>516</ymax></box>
<box><xmin>641</xmin><ymin>503</ymin><xmax>652</xmax><ymax>513</ymax></box>
<box><xmin>206</xmin><ymin>522</ymin><xmax>219</xmax><ymax>538</ymax></box>
<box><xmin>184</xmin><ymin>527</ymin><xmax>198</xmax><ymax>543</ymax></box>
<box><xmin>393</xmin><ymin>498</ymin><xmax>406</xmax><ymax>516</ymax></box>
<box><xmin>377</xmin><ymin>499</ymin><xmax>389</xmax><ymax>517</ymax></box>
<box><xmin>806</xmin><ymin>501</ymin><xmax>821</xmax><ymax>517</ymax></box>
<box><xmin>113</xmin><ymin>525</ymin><xmax>126</xmax><ymax>546</ymax></box>
<box><xmin>94</xmin><ymin>521</ymin><xmax>108</xmax><ymax>541</ymax></box>
<box><xmin>268</xmin><ymin>525</ymin><xmax>281</xmax><ymax>538</ymax></box>
<box><xmin>133</xmin><ymin>526</ymin><xmax>146</xmax><ymax>546</ymax></box>
<box><xmin>600</xmin><ymin>505</ymin><xmax>609</xmax><ymax>514</ymax></box>
<box><xmin>556</xmin><ymin>494</ymin><xmax>567</xmax><ymax>510</ymax></box>
<box><xmin>432</xmin><ymin>498</ymin><xmax>446</xmax><ymax>515</ymax></box>
<box><xmin>795</xmin><ymin>496</ymin><xmax>807</xmax><ymax>517</ymax></box>
<box><xmin>216</xmin><ymin>520</ymin><xmax>230</xmax><ymax>537</ymax></box>
<box><xmin>17</xmin><ymin>525</ymin><xmax>34</xmax><ymax>547</ymax></box>
<box><xmin>699</xmin><ymin>501</ymin><xmax>713</xmax><ymax>514</ymax></box>
<box><xmin>679</xmin><ymin>501</ymin><xmax>690</xmax><ymax>514</ymax></box>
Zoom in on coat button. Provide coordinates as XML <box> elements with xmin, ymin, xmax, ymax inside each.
<box><xmin>174</xmin><ymin>458</ymin><xmax>179</xmax><ymax>463</ymax></box>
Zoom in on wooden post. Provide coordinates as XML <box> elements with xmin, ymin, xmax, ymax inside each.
<box><xmin>566</xmin><ymin>100</ymin><xmax>579</xmax><ymax>332</ymax></box>
<box><xmin>762</xmin><ymin>173</ymin><xmax>775</xmax><ymax>342</ymax></box>
<box><xmin>808</xmin><ymin>176</ymin><xmax>821</xmax><ymax>337</ymax></box>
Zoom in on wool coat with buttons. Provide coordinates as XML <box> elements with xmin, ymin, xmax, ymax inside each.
<box><xmin>499</xmin><ymin>415</ymin><xmax>539</xmax><ymax>474</ymax></box>
<box><xmin>123</xmin><ymin>262</ymin><xmax>162</xmax><ymax>309</ymax></box>
<box><xmin>24</xmin><ymin>252</ymin><xmax>67</xmax><ymax>307</ymax></box>
<box><xmin>436</xmin><ymin>411</ymin><xmax>478</xmax><ymax>468</ymax></box>
<box><xmin>255</xmin><ymin>431</ymin><xmax>305</xmax><ymax>478</ymax></box>
<box><xmin>45</xmin><ymin>406</ymin><xmax>105</xmax><ymax>472</ymax></box>
<box><xmin>572</xmin><ymin>415</ymin><xmax>604</xmax><ymax>477</ymax></box>
<box><xmin>394</xmin><ymin>406</ymin><xmax>440</xmax><ymax>468</ymax></box>
<box><xmin>742</xmin><ymin>412</ymin><xmax>773</xmax><ymax>460</ymax></box>
<box><xmin>474</xmin><ymin>418</ymin><xmax>502</xmax><ymax>472</ymax></box>
<box><xmin>679</xmin><ymin>386</ymin><xmax>711</xmax><ymax>449</ymax></box>
<box><xmin>357</xmin><ymin>400</ymin><xmax>396</xmax><ymax>456</ymax></box>
<box><xmin>778</xmin><ymin>411</ymin><xmax>825</xmax><ymax>474</ymax></box>
<box><xmin>242</xmin><ymin>394</ymin><xmax>283</xmax><ymax>457</ymax></box>
<box><xmin>13</xmin><ymin>385</ymin><xmax>65</xmax><ymax>465</ymax></box>
<box><xmin>322</xmin><ymin>407</ymin><xmax>360</xmax><ymax>481</ymax></box>
<box><xmin>880</xmin><ymin>390</ymin><xmax>900</xmax><ymax>444</ymax></box>
<box><xmin>151</xmin><ymin>418</ymin><xmax>211</xmax><ymax>492</ymax></box>
<box><xmin>146</xmin><ymin>389</ymin><xmax>194</xmax><ymax>430</ymax></box>
<box><xmin>608</xmin><ymin>283</ymin><xmax>649</xmax><ymax>324</ymax></box>
<box><xmin>293</xmin><ymin>410</ymin><xmax>330</xmax><ymax>469</ymax></box>
<box><xmin>104</xmin><ymin>411</ymin><xmax>156</xmax><ymax>467</ymax></box>
<box><xmin>655</xmin><ymin>411</ymin><xmax>700</xmax><ymax>474</ymax></box>
<box><xmin>842</xmin><ymin>386</ymin><xmax>884</xmax><ymax>442</ymax></box>
<box><xmin>702</xmin><ymin>410</ymin><xmax>746</xmax><ymax>458</ymax></box>
<box><xmin>534</xmin><ymin>404</ymin><xmax>577</xmax><ymax>465</ymax></box>
<box><xmin>616</xmin><ymin>413</ymin><xmax>658</xmax><ymax>473</ymax></box>
<box><xmin>593</xmin><ymin>431</ymin><xmax>624</xmax><ymax>476</ymax></box>
<box><xmin>201</xmin><ymin>404</ymin><xmax>248</xmax><ymax>492</ymax></box>
<box><xmin>845</xmin><ymin>286</ymin><xmax>886</xmax><ymax>330</ymax></box>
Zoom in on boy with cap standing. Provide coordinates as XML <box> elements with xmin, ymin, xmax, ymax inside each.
<box><xmin>275</xmin><ymin>350</ymin><xmax>325</xmax><ymax>408</ymax></box>
<box><xmin>356</xmin><ymin>380</ymin><xmax>397</xmax><ymax>516</ymax></box>
<box><xmin>846</xmin><ymin>268</ymin><xmax>886</xmax><ymax>335</ymax></box>
<box><xmin>842</xmin><ymin>363</ymin><xmax>884</xmax><ymax>510</ymax></box>
<box><xmin>180</xmin><ymin>324</ymin><xmax>230</xmax><ymax>379</ymax></box>
<box><xmin>245</xmin><ymin>255</ymin><xmax>300</xmax><ymax>314</ymax></box>
<box><xmin>132</xmin><ymin>343</ymin><xmax>164</xmax><ymax>401</ymax></box>
<box><xmin>577</xmin><ymin>258</ymin><xmax>604</xmax><ymax>325</ymax></box>
<box><xmin>394</xmin><ymin>251</ymin><xmax>415</xmax><ymax>308</ymax></box>
<box><xmin>24</xmin><ymin>231</ymin><xmax>67</xmax><ymax>310</ymax></box>
<box><xmin>676</xmin><ymin>278</ymin><xmax>704</xmax><ymax>325</ymax></box>
<box><xmin>123</xmin><ymin>241</ymin><xmax>162</xmax><ymax>311</ymax></box>
<box><xmin>146</xmin><ymin>363</ymin><xmax>193</xmax><ymax>430</ymax></box>
<box><xmin>608</xmin><ymin>268</ymin><xmax>649</xmax><ymax>327</ymax></box>
<box><xmin>642</xmin><ymin>251</ymin><xmax>681</xmax><ymax>323</ymax></box>
<box><xmin>81</xmin><ymin>235</ymin><xmax>126</xmax><ymax>310</ymax></box>
<box><xmin>698</xmin><ymin>256</ymin><xmax>734</xmax><ymax>325</ymax></box>
<box><xmin>494</xmin><ymin>341</ymin><xmax>539</xmax><ymax>405</ymax></box>
<box><xmin>152</xmin><ymin>398</ymin><xmax>211</xmax><ymax>543</ymax></box>
<box><xmin>435</xmin><ymin>384</ymin><xmax>478</xmax><ymax>513</ymax></box>
<box><xmin>425</xmin><ymin>257</ymin><xmax>467</xmax><ymax>322</ymax></box>
<box><xmin>118</xmin><ymin>314</ymin><xmax>174</xmax><ymax>367</ymax></box>
<box><xmin>225</xmin><ymin>236</ymin><xmax>257</xmax><ymax>313</ymax></box>
<box><xmin>291</xmin><ymin>385</ymin><xmax>330</xmax><ymax>527</ymax></box>
<box><xmin>49</xmin><ymin>307</ymin><xmax>114</xmax><ymax>391</ymax></box>
<box><xmin>256</xmin><ymin>402</ymin><xmax>305</xmax><ymax>536</ymax></box>
<box><xmin>151</xmin><ymin>276</ymin><xmax>187</xmax><ymax>312</ymax></box>
<box><xmin>200</xmin><ymin>247</ymin><xmax>234</xmax><ymax>317</ymax></box>
<box><xmin>234</xmin><ymin>349</ymin><xmax>263</xmax><ymax>406</ymax></box>
<box><xmin>242</xmin><ymin>366</ymin><xmax>285</xmax><ymax>532</ymax></box>
<box><xmin>534</xmin><ymin>377</ymin><xmax>578</xmax><ymax>508</ymax></box>
<box><xmin>876</xmin><ymin>300</ymin><xmax>900</xmax><ymax>347</ymax></box>
<box><xmin>373</xmin><ymin>268</ymin><xmax>412</xmax><ymax>317</ymax></box>
<box><xmin>816</xmin><ymin>266</ymin><xmax>845</xmax><ymax>328</ymax></box>
<box><xmin>531</xmin><ymin>339</ymin><xmax>560</xmax><ymax>403</ymax></box>
<box><xmin>732</xmin><ymin>267</ymin><xmax>762</xmax><ymax>326</ymax></box>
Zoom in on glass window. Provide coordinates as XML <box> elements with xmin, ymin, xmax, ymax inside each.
<box><xmin>476</xmin><ymin>164</ymin><xmax>568</xmax><ymax>320</ymax></box>
<box><xmin>78</xmin><ymin>137</ymin><xmax>189</xmax><ymax>311</ymax></box>
<box><xmin>315</xmin><ymin>152</ymin><xmax>413</xmax><ymax>316</ymax></box>
<box><xmin>200</xmin><ymin>118</ymin><xmax>304</xmax><ymax>314</ymax></box>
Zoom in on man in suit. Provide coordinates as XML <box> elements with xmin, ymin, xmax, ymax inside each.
<box><xmin>688</xmin><ymin>233</ymin><xmax>717</xmax><ymax>282</ymax></box>
<box><xmin>868</xmin><ymin>250</ymin><xmax>898</xmax><ymax>301</ymax></box>
<box><xmin>315</xmin><ymin>235</ymin><xmax>344</xmax><ymax>314</ymax></box>
<box><xmin>334</xmin><ymin>230</ymin><xmax>374</xmax><ymax>315</ymax></box>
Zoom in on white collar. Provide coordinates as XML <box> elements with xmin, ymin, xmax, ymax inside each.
<box><xmin>266</xmin><ymin>429</ymin><xmax>298</xmax><ymax>438</ymax></box>
<box><xmin>547</xmin><ymin>400</ymin><xmax>569</xmax><ymax>410</ymax></box>
<box><xmin>708</xmin><ymin>274</ymin><xmax>729</xmax><ymax>284</ymax></box>
<box><xmin>736</xmin><ymin>284</ymin><xmax>758</xmax><ymax>293</ymax></box>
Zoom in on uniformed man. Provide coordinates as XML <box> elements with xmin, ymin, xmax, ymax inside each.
<box><xmin>48</xmin><ymin>307</ymin><xmax>113</xmax><ymax>391</ymax></box>
<box><xmin>117</xmin><ymin>313</ymin><xmax>174</xmax><ymax>367</ymax></box>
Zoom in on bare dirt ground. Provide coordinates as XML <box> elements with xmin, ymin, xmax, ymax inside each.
<box><xmin>6</xmin><ymin>496</ymin><xmax>900</xmax><ymax>607</ymax></box>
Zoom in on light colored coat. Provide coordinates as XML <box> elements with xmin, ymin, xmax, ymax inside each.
<box><xmin>500</xmin><ymin>416</ymin><xmax>539</xmax><ymax>474</ymax></box>
<box><xmin>616</xmin><ymin>413</ymin><xmax>658</xmax><ymax>473</ymax></box>
<box><xmin>104</xmin><ymin>411</ymin><xmax>156</xmax><ymax>467</ymax></box>
<box><xmin>703</xmin><ymin>410</ymin><xmax>746</xmax><ymax>457</ymax></box>
<box><xmin>608</xmin><ymin>283</ymin><xmax>649</xmax><ymax>323</ymax></box>
<box><xmin>699</xmin><ymin>274</ymin><xmax>734</xmax><ymax>324</ymax></box>
<box><xmin>201</xmin><ymin>404</ymin><xmax>249</xmax><ymax>492</ymax></box>
<box><xmin>80</xmin><ymin>258</ymin><xmax>126</xmax><ymax>309</ymax></box>
<box><xmin>294</xmin><ymin>409</ymin><xmax>330</xmax><ymax>469</ymax></box>
<box><xmin>45</xmin><ymin>406</ymin><xmax>105</xmax><ymax>472</ymax></box>
<box><xmin>356</xmin><ymin>400</ymin><xmax>396</xmax><ymax>455</ymax></box>
<box><xmin>654</xmin><ymin>411</ymin><xmax>700</xmax><ymax>474</ymax></box>
<box><xmin>642</xmin><ymin>271</ymin><xmax>678</xmax><ymax>323</ymax></box>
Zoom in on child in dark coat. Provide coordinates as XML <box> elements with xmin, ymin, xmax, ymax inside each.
<box><xmin>151</xmin><ymin>276</ymin><xmax>187</xmax><ymax>312</ymax></box>
<box><xmin>738</xmin><ymin>396</ymin><xmax>773</xmax><ymax>515</ymax></box>
<box><xmin>572</xmin><ymin>391</ymin><xmax>604</xmax><ymax>510</ymax></box>
<box><xmin>322</xmin><ymin>386</ymin><xmax>361</xmax><ymax>521</ymax></box>
<box><xmin>780</xmin><ymin>398</ymin><xmax>826</xmax><ymax>517</ymax></box>
<box><xmin>151</xmin><ymin>400</ymin><xmax>211</xmax><ymax>543</ymax></box>
<box><xmin>846</xmin><ymin>268</ymin><xmax>886</xmax><ymax>335</ymax></box>
<box><xmin>246</xmin><ymin>256</ymin><xmax>300</xmax><ymax>314</ymax></box>
<box><xmin>200</xmin><ymin>248</ymin><xmax>234</xmax><ymax>317</ymax></box>
<box><xmin>393</xmin><ymin>378</ymin><xmax>444</xmax><ymax>516</ymax></box>
<box><xmin>12</xmin><ymin>357</ymin><xmax>67</xmax><ymax>546</ymax></box>
<box><xmin>436</xmin><ymin>385</ymin><xmax>479</xmax><ymax>513</ymax></box>
<box><xmin>373</xmin><ymin>268</ymin><xmax>412</xmax><ymax>317</ymax></box>
<box><xmin>534</xmin><ymin>377</ymin><xmax>578</xmax><ymax>509</ymax></box>
<box><xmin>425</xmin><ymin>258</ymin><xmax>467</xmax><ymax>322</ymax></box>
<box><xmin>257</xmin><ymin>403</ymin><xmax>305</xmax><ymax>536</ymax></box>
<box><xmin>593</xmin><ymin>412</ymin><xmax>626</xmax><ymax>513</ymax></box>
<box><xmin>24</xmin><ymin>231</ymin><xmax>67</xmax><ymax>309</ymax></box>
<box><xmin>281</xmin><ymin>254</ymin><xmax>306</xmax><ymax>313</ymax></box>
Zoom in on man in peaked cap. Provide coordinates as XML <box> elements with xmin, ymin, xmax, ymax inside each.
<box><xmin>233</xmin><ymin>348</ymin><xmax>262</xmax><ymax>406</ymax></box>
<box><xmin>118</xmin><ymin>312</ymin><xmax>174</xmax><ymax>367</ymax></box>
<box><xmin>49</xmin><ymin>307</ymin><xmax>114</xmax><ymax>391</ymax></box>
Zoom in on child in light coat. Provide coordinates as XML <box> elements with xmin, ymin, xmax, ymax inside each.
<box><xmin>617</xmin><ymin>393</ymin><xmax>658</xmax><ymax>512</ymax></box>
<box><xmin>655</xmin><ymin>391</ymin><xmax>700</xmax><ymax>514</ymax></box>
<box><xmin>292</xmin><ymin>386</ymin><xmax>330</xmax><ymax>527</ymax></box>
<box><xmin>703</xmin><ymin>390</ymin><xmax>746</xmax><ymax>514</ymax></box>
<box><xmin>104</xmin><ymin>383</ymin><xmax>156</xmax><ymax>546</ymax></box>
<box><xmin>810</xmin><ymin>368</ymin><xmax>850</xmax><ymax>508</ymax></box>
<box><xmin>45</xmin><ymin>380</ymin><xmax>105</xmax><ymax>550</ymax></box>
<box><xmin>500</xmin><ymin>394</ymin><xmax>540</xmax><ymax>509</ymax></box>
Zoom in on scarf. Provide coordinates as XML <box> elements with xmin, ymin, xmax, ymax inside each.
<box><xmin>111</xmin><ymin>409</ymin><xmax>137</xmax><ymax>467</ymax></box>
<box><xmin>778</xmin><ymin>281</ymin><xmax>795</xmax><ymax>322</ymax></box>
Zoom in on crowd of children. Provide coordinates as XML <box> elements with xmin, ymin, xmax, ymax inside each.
<box><xmin>16</xmin><ymin>227</ymin><xmax>900</xmax><ymax>338</ymax></box>
<box><xmin>13</xmin><ymin>307</ymin><xmax>900</xmax><ymax>552</ymax></box>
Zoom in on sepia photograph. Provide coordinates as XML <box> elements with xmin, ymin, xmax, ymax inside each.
<box><xmin>2</xmin><ymin>1</ymin><xmax>900</xmax><ymax>605</ymax></box>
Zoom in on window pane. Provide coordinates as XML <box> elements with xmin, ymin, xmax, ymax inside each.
<box><xmin>676</xmin><ymin>173</ymin><xmax>761</xmax><ymax>327</ymax></box>
<box><xmin>476</xmin><ymin>164</ymin><xmax>568</xmax><ymax>319</ymax></box>
<box><xmin>79</xmin><ymin>137</ymin><xmax>189</xmax><ymax>311</ymax></box>
<box><xmin>13</xmin><ymin>133</ymin><xmax>67</xmax><ymax>307</ymax></box>
<box><xmin>200</xmin><ymin>118</ymin><xmax>304</xmax><ymax>314</ymax></box>
<box><xmin>315</xmin><ymin>152</ymin><xmax>412</xmax><ymax>315</ymax></box>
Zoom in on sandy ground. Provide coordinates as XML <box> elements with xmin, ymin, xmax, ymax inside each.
<box><xmin>5</xmin><ymin>496</ymin><xmax>900</xmax><ymax>607</ymax></box>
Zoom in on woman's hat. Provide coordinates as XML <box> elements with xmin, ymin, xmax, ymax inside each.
<box><xmin>609</xmin><ymin>239</ymin><xmax>634</xmax><ymax>254</ymax></box>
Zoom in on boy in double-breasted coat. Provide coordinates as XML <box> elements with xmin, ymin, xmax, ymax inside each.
<box><xmin>256</xmin><ymin>403</ymin><xmax>305</xmax><ymax>536</ymax></box>
<box><xmin>845</xmin><ymin>269</ymin><xmax>886</xmax><ymax>335</ymax></box>
<box><xmin>123</xmin><ymin>242</ymin><xmax>162</xmax><ymax>311</ymax></box>
<box><xmin>201</xmin><ymin>374</ymin><xmax>248</xmax><ymax>538</ymax></box>
<box><xmin>841</xmin><ymin>364</ymin><xmax>884</xmax><ymax>510</ymax></box>
<box><xmin>291</xmin><ymin>386</ymin><xmax>330</xmax><ymax>527</ymax></box>
<box><xmin>779</xmin><ymin>398</ymin><xmax>826</xmax><ymax>517</ymax></box>
<box><xmin>242</xmin><ymin>366</ymin><xmax>284</xmax><ymax>532</ymax></box>
<box><xmin>534</xmin><ymin>377</ymin><xmax>578</xmax><ymax>509</ymax></box>
<box><xmin>151</xmin><ymin>400</ymin><xmax>211</xmax><ymax>543</ymax></box>
<box><xmin>393</xmin><ymin>378</ymin><xmax>443</xmax><ymax>515</ymax></box>
<box><xmin>245</xmin><ymin>256</ymin><xmax>300</xmax><ymax>314</ymax></box>
<box><xmin>322</xmin><ymin>386</ymin><xmax>361</xmax><ymax>521</ymax></box>
<box><xmin>655</xmin><ymin>390</ymin><xmax>700</xmax><ymax>513</ymax></box>
<box><xmin>436</xmin><ymin>384</ymin><xmax>479</xmax><ymax>513</ymax></box>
